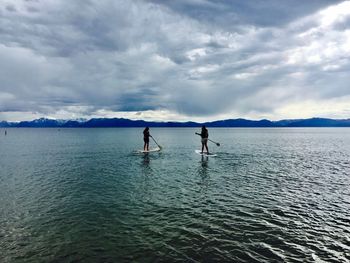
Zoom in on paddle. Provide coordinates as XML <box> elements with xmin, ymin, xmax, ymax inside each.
<box><xmin>195</xmin><ymin>133</ymin><xmax>221</xmax><ymax>146</ymax></box>
<box><xmin>150</xmin><ymin>136</ymin><xmax>162</xmax><ymax>149</ymax></box>
<box><xmin>208</xmin><ymin>138</ymin><xmax>220</xmax><ymax>147</ymax></box>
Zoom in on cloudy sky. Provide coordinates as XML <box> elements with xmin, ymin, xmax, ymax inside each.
<box><xmin>1</xmin><ymin>0</ymin><xmax>350</xmax><ymax>121</ymax></box>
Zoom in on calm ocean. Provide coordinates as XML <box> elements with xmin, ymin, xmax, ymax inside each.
<box><xmin>1</xmin><ymin>128</ymin><xmax>349</xmax><ymax>262</ymax></box>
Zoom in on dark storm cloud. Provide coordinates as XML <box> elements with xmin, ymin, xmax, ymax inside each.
<box><xmin>148</xmin><ymin>0</ymin><xmax>343</xmax><ymax>27</ymax></box>
<box><xmin>5</xmin><ymin>5</ymin><xmax>16</xmax><ymax>12</ymax></box>
<box><xmin>0</xmin><ymin>0</ymin><xmax>350</xmax><ymax>121</ymax></box>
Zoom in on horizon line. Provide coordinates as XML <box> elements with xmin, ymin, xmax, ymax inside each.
<box><xmin>1</xmin><ymin>116</ymin><xmax>350</xmax><ymax>123</ymax></box>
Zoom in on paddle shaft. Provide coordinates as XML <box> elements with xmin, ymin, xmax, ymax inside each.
<box><xmin>208</xmin><ymin>138</ymin><xmax>220</xmax><ymax>146</ymax></box>
<box><xmin>195</xmin><ymin>133</ymin><xmax>220</xmax><ymax>146</ymax></box>
<box><xmin>151</xmin><ymin>136</ymin><xmax>161</xmax><ymax>148</ymax></box>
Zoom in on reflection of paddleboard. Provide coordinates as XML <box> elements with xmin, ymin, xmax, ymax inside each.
<box><xmin>195</xmin><ymin>150</ymin><xmax>217</xmax><ymax>157</ymax></box>
<box><xmin>137</xmin><ymin>147</ymin><xmax>161</xmax><ymax>153</ymax></box>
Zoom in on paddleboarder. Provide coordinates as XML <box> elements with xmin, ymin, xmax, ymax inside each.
<box><xmin>143</xmin><ymin>127</ymin><xmax>151</xmax><ymax>151</ymax></box>
<box><xmin>195</xmin><ymin>125</ymin><xmax>209</xmax><ymax>154</ymax></box>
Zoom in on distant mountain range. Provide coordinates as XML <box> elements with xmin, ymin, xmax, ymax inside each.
<box><xmin>1</xmin><ymin>117</ymin><xmax>350</xmax><ymax>128</ymax></box>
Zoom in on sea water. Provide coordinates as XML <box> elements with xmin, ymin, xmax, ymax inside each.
<box><xmin>0</xmin><ymin>128</ymin><xmax>349</xmax><ymax>262</ymax></box>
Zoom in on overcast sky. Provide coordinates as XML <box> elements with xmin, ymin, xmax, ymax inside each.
<box><xmin>1</xmin><ymin>0</ymin><xmax>350</xmax><ymax>121</ymax></box>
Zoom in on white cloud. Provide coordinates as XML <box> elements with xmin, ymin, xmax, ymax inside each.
<box><xmin>273</xmin><ymin>96</ymin><xmax>350</xmax><ymax>120</ymax></box>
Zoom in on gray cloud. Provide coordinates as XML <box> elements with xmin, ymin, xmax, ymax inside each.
<box><xmin>0</xmin><ymin>0</ymin><xmax>350</xmax><ymax>121</ymax></box>
<box><xmin>148</xmin><ymin>0</ymin><xmax>342</xmax><ymax>28</ymax></box>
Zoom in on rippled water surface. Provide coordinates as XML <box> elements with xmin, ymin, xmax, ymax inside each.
<box><xmin>1</xmin><ymin>128</ymin><xmax>350</xmax><ymax>262</ymax></box>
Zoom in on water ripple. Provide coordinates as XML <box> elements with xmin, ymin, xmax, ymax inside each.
<box><xmin>1</xmin><ymin>128</ymin><xmax>350</xmax><ymax>262</ymax></box>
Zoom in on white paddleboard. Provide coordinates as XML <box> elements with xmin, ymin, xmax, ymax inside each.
<box><xmin>195</xmin><ymin>150</ymin><xmax>217</xmax><ymax>157</ymax></box>
<box><xmin>137</xmin><ymin>147</ymin><xmax>161</xmax><ymax>153</ymax></box>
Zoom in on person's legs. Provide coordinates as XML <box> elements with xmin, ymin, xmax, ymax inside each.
<box><xmin>205</xmin><ymin>142</ymin><xmax>209</xmax><ymax>153</ymax></box>
<box><xmin>201</xmin><ymin>142</ymin><xmax>204</xmax><ymax>153</ymax></box>
<box><xmin>144</xmin><ymin>138</ymin><xmax>150</xmax><ymax>151</ymax></box>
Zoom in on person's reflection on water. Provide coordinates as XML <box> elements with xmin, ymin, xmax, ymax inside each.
<box><xmin>142</xmin><ymin>153</ymin><xmax>150</xmax><ymax>166</ymax></box>
<box><xmin>198</xmin><ymin>155</ymin><xmax>209</xmax><ymax>178</ymax></box>
<box><xmin>197</xmin><ymin>156</ymin><xmax>210</xmax><ymax>193</ymax></box>
<box><xmin>141</xmin><ymin>153</ymin><xmax>153</xmax><ymax>176</ymax></box>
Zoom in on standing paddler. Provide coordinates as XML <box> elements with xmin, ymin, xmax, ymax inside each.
<box><xmin>143</xmin><ymin>127</ymin><xmax>151</xmax><ymax>151</ymax></box>
<box><xmin>195</xmin><ymin>125</ymin><xmax>209</xmax><ymax>154</ymax></box>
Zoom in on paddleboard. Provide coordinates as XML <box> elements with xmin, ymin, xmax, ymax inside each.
<box><xmin>195</xmin><ymin>150</ymin><xmax>217</xmax><ymax>157</ymax></box>
<box><xmin>137</xmin><ymin>147</ymin><xmax>161</xmax><ymax>153</ymax></box>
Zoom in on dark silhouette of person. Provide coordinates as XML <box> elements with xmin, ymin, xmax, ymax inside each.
<box><xmin>5</xmin><ymin>130</ymin><xmax>7</xmax><ymax>136</ymax></box>
<box><xmin>143</xmin><ymin>127</ymin><xmax>151</xmax><ymax>151</ymax></box>
<box><xmin>195</xmin><ymin>125</ymin><xmax>209</xmax><ymax>154</ymax></box>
